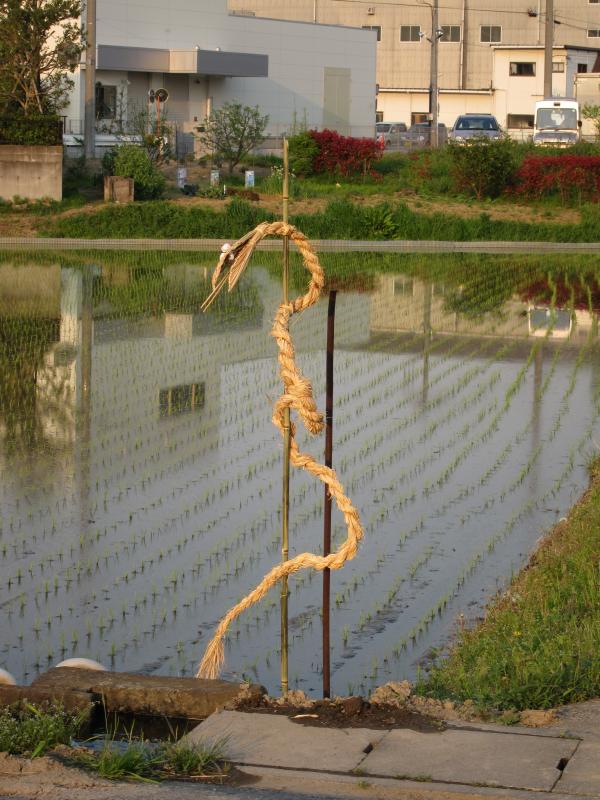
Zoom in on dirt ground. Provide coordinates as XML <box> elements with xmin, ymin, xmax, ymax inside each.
<box><xmin>234</xmin><ymin>696</ymin><xmax>445</xmax><ymax>733</ymax></box>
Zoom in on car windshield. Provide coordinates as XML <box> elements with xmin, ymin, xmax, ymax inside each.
<box><xmin>455</xmin><ymin>117</ymin><xmax>498</xmax><ymax>131</ymax></box>
<box><xmin>376</xmin><ymin>124</ymin><xmax>391</xmax><ymax>133</ymax></box>
<box><xmin>535</xmin><ymin>108</ymin><xmax>577</xmax><ymax>130</ymax></box>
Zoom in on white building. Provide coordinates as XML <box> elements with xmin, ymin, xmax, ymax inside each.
<box><xmin>64</xmin><ymin>0</ymin><xmax>377</xmax><ymax>154</ymax></box>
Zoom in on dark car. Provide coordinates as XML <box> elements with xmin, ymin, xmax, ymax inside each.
<box><xmin>448</xmin><ymin>114</ymin><xmax>502</xmax><ymax>143</ymax></box>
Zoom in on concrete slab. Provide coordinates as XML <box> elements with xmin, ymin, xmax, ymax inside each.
<box><xmin>0</xmin><ymin>684</ymin><xmax>94</xmax><ymax>715</ymax></box>
<box><xmin>360</xmin><ymin>728</ymin><xmax>578</xmax><ymax>791</ymax></box>
<box><xmin>186</xmin><ymin>710</ymin><xmax>386</xmax><ymax>772</ymax></box>
<box><xmin>31</xmin><ymin>668</ymin><xmax>260</xmax><ymax>720</ymax></box>
<box><xmin>550</xmin><ymin>700</ymin><xmax>600</xmax><ymax>741</ymax></box>
<box><xmin>556</xmin><ymin>742</ymin><xmax>600</xmax><ymax>795</ymax></box>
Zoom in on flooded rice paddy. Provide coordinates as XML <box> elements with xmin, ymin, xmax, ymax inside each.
<box><xmin>1</xmin><ymin>254</ymin><xmax>599</xmax><ymax>696</ymax></box>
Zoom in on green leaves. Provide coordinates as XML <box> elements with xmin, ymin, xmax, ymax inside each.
<box><xmin>448</xmin><ymin>138</ymin><xmax>519</xmax><ymax>199</ymax></box>
<box><xmin>113</xmin><ymin>146</ymin><xmax>166</xmax><ymax>201</ymax></box>
<box><xmin>0</xmin><ymin>0</ymin><xmax>84</xmax><ymax>116</ymax></box>
<box><xmin>199</xmin><ymin>102</ymin><xmax>269</xmax><ymax>175</ymax></box>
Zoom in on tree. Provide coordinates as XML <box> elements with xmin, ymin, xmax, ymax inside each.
<box><xmin>199</xmin><ymin>102</ymin><xmax>268</xmax><ymax>174</ymax></box>
<box><xmin>0</xmin><ymin>0</ymin><xmax>84</xmax><ymax>116</ymax></box>
<box><xmin>581</xmin><ymin>103</ymin><xmax>600</xmax><ymax>139</ymax></box>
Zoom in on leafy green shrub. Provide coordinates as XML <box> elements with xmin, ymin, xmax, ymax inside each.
<box><xmin>0</xmin><ymin>703</ymin><xmax>87</xmax><ymax>757</ymax></box>
<box><xmin>0</xmin><ymin>115</ymin><xmax>63</xmax><ymax>145</ymax></box>
<box><xmin>288</xmin><ymin>131</ymin><xmax>319</xmax><ymax>176</ymax></box>
<box><xmin>113</xmin><ymin>145</ymin><xmax>165</xmax><ymax>200</ymax></box>
<box><xmin>101</xmin><ymin>147</ymin><xmax>118</xmax><ymax>177</ymax></box>
<box><xmin>448</xmin><ymin>138</ymin><xmax>519</xmax><ymax>199</ymax></box>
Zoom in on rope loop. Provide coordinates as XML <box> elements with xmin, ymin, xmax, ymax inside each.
<box><xmin>197</xmin><ymin>221</ymin><xmax>363</xmax><ymax>680</ymax></box>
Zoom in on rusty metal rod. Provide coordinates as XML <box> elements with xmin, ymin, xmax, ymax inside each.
<box><xmin>322</xmin><ymin>289</ymin><xmax>337</xmax><ymax>698</ymax></box>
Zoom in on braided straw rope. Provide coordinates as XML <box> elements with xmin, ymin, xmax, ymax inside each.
<box><xmin>197</xmin><ymin>220</ymin><xmax>364</xmax><ymax>680</ymax></box>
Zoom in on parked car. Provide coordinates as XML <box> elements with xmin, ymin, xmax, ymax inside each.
<box><xmin>405</xmin><ymin>122</ymin><xmax>447</xmax><ymax>145</ymax></box>
<box><xmin>375</xmin><ymin>121</ymin><xmax>407</xmax><ymax>147</ymax></box>
<box><xmin>448</xmin><ymin>114</ymin><xmax>502</xmax><ymax>143</ymax></box>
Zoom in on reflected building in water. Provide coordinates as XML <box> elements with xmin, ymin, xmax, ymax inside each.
<box><xmin>369</xmin><ymin>274</ymin><xmax>598</xmax><ymax>343</ymax></box>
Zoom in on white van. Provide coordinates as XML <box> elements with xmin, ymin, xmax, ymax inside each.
<box><xmin>533</xmin><ymin>99</ymin><xmax>581</xmax><ymax>147</ymax></box>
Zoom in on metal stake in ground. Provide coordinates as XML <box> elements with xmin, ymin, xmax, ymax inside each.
<box><xmin>281</xmin><ymin>138</ymin><xmax>291</xmax><ymax>696</ymax></box>
<box><xmin>323</xmin><ymin>290</ymin><xmax>337</xmax><ymax>699</ymax></box>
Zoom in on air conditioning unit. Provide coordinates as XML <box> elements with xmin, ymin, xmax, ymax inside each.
<box><xmin>367</xmin><ymin>7</ymin><xmax>376</xmax><ymax>14</ymax></box>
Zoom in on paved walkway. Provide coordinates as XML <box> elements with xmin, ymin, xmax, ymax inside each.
<box><xmin>0</xmin><ymin>701</ymin><xmax>597</xmax><ymax>800</ymax></box>
<box><xmin>184</xmin><ymin>700</ymin><xmax>600</xmax><ymax>800</ymax></box>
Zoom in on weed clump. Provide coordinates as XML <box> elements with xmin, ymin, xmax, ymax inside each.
<box><xmin>0</xmin><ymin>703</ymin><xmax>87</xmax><ymax>757</ymax></box>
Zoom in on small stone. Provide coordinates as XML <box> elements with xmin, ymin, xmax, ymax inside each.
<box><xmin>277</xmin><ymin>689</ymin><xmax>312</xmax><ymax>707</ymax></box>
<box><xmin>339</xmin><ymin>696</ymin><xmax>364</xmax><ymax>715</ymax></box>
<box><xmin>443</xmin><ymin>700</ymin><xmax>455</xmax><ymax>711</ymax></box>
<box><xmin>520</xmin><ymin>709</ymin><xmax>556</xmax><ymax>727</ymax></box>
<box><xmin>369</xmin><ymin>680</ymin><xmax>412</xmax><ymax>707</ymax></box>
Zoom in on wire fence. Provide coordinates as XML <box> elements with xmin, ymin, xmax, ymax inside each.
<box><xmin>2</xmin><ymin>237</ymin><xmax>600</xmax><ymax>254</ymax></box>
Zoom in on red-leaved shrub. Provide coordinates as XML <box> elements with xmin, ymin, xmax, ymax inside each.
<box><xmin>309</xmin><ymin>129</ymin><xmax>383</xmax><ymax>176</ymax></box>
<box><xmin>513</xmin><ymin>155</ymin><xmax>600</xmax><ymax>201</ymax></box>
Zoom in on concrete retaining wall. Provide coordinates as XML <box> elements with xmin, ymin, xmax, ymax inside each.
<box><xmin>0</xmin><ymin>146</ymin><xmax>62</xmax><ymax>201</ymax></box>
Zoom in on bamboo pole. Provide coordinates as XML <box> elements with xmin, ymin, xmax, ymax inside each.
<box><xmin>281</xmin><ymin>138</ymin><xmax>290</xmax><ymax>696</ymax></box>
<box><xmin>322</xmin><ymin>290</ymin><xmax>337</xmax><ymax>698</ymax></box>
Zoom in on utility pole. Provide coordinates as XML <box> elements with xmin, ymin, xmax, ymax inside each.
<box><xmin>84</xmin><ymin>0</ymin><xmax>96</xmax><ymax>159</ymax></box>
<box><xmin>543</xmin><ymin>0</ymin><xmax>554</xmax><ymax>98</ymax></box>
<box><xmin>427</xmin><ymin>0</ymin><xmax>441</xmax><ymax>148</ymax></box>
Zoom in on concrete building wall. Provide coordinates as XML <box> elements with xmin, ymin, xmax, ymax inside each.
<box><xmin>228</xmin><ymin>0</ymin><xmax>600</xmax><ymax>129</ymax></box>
<box><xmin>70</xmin><ymin>0</ymin><xmax>376</xmax><ymax>140</ymax></box>
<box><xmin>0</xmin><ymin>146</ymin><xmax>62</xmax><ymax>202</ymax></box>
<box><xmin>377</xmin><ymin>90</ymin><xmax>493</xmax><ymax>129</ymax></box>
<box><xmin>575</xmin><ymin>72</ymin><xmax>600</xmax><ymax>136</ymax></box>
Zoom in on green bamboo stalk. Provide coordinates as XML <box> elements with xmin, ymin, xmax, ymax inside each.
<box><xmin>281</xmin><ymin>138</ymin><xmax>290</xmax><ymax>696</ymax></box>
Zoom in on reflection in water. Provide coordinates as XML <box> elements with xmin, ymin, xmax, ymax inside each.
<box><xmin>0</xmin><ymin>257</ymin><xmax>598</xmax><ymax>695</ymax></box>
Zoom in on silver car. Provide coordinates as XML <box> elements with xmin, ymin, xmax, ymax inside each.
<box><xmin>448</xmin><ymin>114</ymin><xmax>502</xmax><ymax>143</ymax></box>
<box><xmin>375</xmin><ymin>121</ymin><xmax>407</xmax><ymax>148</ymax></box>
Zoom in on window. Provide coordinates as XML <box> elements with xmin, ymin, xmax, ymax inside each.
<box><xmin>159</xmin><ymin>382</ymin><xmax>205</xmax><ymax>418</ymax></box>
<box><xmin>509</xmin><ymin>62</ymin><xmax>536</xmax><ymax>76</ymax></box>
<box><xmin>376</xmin><ymin>110</ymin><xmax>384</xmax><ymax>122</ymax></box>
<box><xmin>95</xmin><ymin>84</ymin><xmax>116</xmax><ymax>119</ymax></box>
<box><xmin>363</xmin><ymin>25</ymin><xmax>382</xmax><ymax>41</ymax></box>
<box><xmin>587</xmin><ymin>29</ymin><xmax>600</xmax><ymax>37</ymax></box>
<box><xmin>400</xmin><ymin>25</ymin><xmax>421</xmax><ymax>42</ymax></box>
<box><xmin>507</xmin><ymin>114</ymin><xmax>534</xmax><ymax>129</ymax></box>
<box><xmin>394</xmin><ymin>278</ymin><xmax>414</xmax><ymax>297</ymax></box>
<box><xmin>578</xmin><ymin>63</ymin><xmax>588</xmax><ymax>73</ymax></box>
<box><xmin>440</xmin><ymin>25</ymin><xmax>460</xmax><ymax>42</ymax></box>
<box><xmin>552</xmin><ymin>61</ymin><xmax>565</xmax><ymax>72</ymax></box>
<box><xmin>411</xmin><ymin>111</ymin><xmax>429</xmax><ymax>124</ymax></box>
<box><xmin>590</xmin><ymin>0</ymin><xmax>599</xmax><ymax>4</ymax></box>
<box><xmin>480</xmin><ymin>25</ymin><xmax>501</xmax><ymax>43</ymax></box>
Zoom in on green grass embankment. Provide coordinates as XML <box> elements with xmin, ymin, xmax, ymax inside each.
<box><xmin>419</xmin><ymin>459</ymin><xmax>600</xmax><ymax>710</ymax></box>
<box><xmin>39</xmin><ymin>198</ymin><xmax>600</xmax><ymax>242</ymax></box>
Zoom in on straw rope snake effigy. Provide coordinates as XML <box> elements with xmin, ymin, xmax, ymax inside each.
<box><xmin>197</xmin><ymin>220</ymin><xmax>364</xmax><ymax>680</ymax></box>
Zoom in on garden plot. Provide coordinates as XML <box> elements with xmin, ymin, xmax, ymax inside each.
<box><xmin>0</xmin><ymin>257</ymin><xmax>598</xmax><ymax>696</ymax></box>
